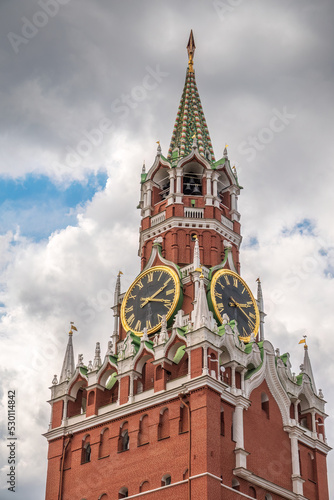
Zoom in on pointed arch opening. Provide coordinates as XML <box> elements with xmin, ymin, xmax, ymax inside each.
<box><xmin>118</xmin><ymin>422</ymin><xmax>129</xmax><ymax>452</ymax></box>
<box><xmin>261</xmin><ymin>392</ymin><xmax>270</xmax><ymax>419</ymax></box>
<box><xmin>99</xmin><ymin>427</ymin><xmax>110</xmax><ymax>459</ymax></box>
<box><xmin>138</xmin><ymin>414</ymin><xmax>149</xmax><ymax>446</ymax></box>
<box><xmin>158</xmin><ymin>408</ymin><xmax>170</xmax><ymax>440</ymax></box>
<box><xmin>81</xmin><ymin>435</ymin><xmax>91</xmax><ymax>464</ymax></box>
<box><xmin>161</xmin><ymin>473</ymin><xmax>172</xmax><ymax>486</ymax></box>
<box><xmin>179</xmin><ymin>403</ymin><xmax>189</xmax><ymax>433</ymax></box>
<box><xmin>118</xmin><ymin>487</ymin><xmax>128</xmax><ymax>498</ymax></box>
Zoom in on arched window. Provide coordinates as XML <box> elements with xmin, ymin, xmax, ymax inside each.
<box><xmin>138</xmin><ymin>415</ymin><xmax>149</xmax><ymax>446</ymax></box>
<box><xmin>98</xmin><ymin>494</ymin><xmax>109</xmax><ymax>500</ymax></box>
<box><xmin>249</xmin><ymin>486</ymin><xmax>257</xmax><ymax>498</ymax></box>
<box><xmin>99</xmin><ymin>428</ymin><xmax>109</xmax><ymax>458</ymax></box>
<box><xmin>81</xmin><ymin>435</ymin><xmax>91</xmax><ymax>464</ymax></box>
<box><xmin>179</xmin><ymin>404</ymin><xmax>189</xmax><ymax>433</ymax></box>
<box><xmin>158</xmin><ymin>408</ymin><xmax>170</xmax><ymax>440</ymax></box>
<box><xmin>118</xmin><ymin>487</ymin><xmax>128</xmax><ymax>498</ymax></box>
<box><xmin>118</xmin><ymin>422</ymin><xmax>129</xmax><ymax>452</ymax></box>
<box><xmin>220</xmin><ymin>407</ymin><xmax>225</xmax><ymax>436</ymax></box>
<box><xmin>232</xmin><ymin>478</ymin><xmax>240</xmax><ymax>490</ymax></box>
<box><xmin>307</xmin><ymin>452</ymin><xmax>316</xmax><ymax>481</ymax></box>
<box><xmin>139</xmin><ymin>480</ymin><xmax>150</xmax><ymax>492</ymax></box>
<box><xmin>265</xmin><ymin>495</ymin><xmax>272</xmax><ymax>500</ymax></box>
<box><xmin>88</xmin><ymin>391</ymin><xmax>95</xmax><ymax>406</ymax></box>
<box><xmin>161</xmin><ymin>474</ymin><xmax>171</xmax><ymax>486</ymax></box>
<box><xmin>183</xmin><ymin>469</ymin><xmax>189</xmax><ymax>480</ymax></box>
<box><xmin>261</xmin><ymin>392</ymin><xmax>269</xmax><ymax>419</ymax></box>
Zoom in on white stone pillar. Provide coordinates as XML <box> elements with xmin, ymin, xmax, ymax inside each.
<box><xmin>311</xmin><ymin>410</ymin><xmax>317</xmax><ymax>438</ymax></box>
<box><xmin>289</xmin><ymin>431</ymin><xmax>304</xmax><ymax>495</ymax></box>
<box><xmin>231</xmin><ymin>192</ymin><xmax>236</xmax><ymax>212</ymax></box>
<box><xmin>212</xmin><ymin>173</ymin><xmax>218</xmax><ymax>197</ymax></box>
<box><xmin>234</xmin><ymin>405</ymin><xmax>244</xmax><ymax>448</ymax></box>
<box><xmin>202</xmin><ymin>345</ymin><xmax>209</xmax><ymax>375</ymax></box>
<box><xmin>294</xmin><ymin>400</ymin><xmax>300</xmax><ymax>423</ymax></box>
<box><xmin>241</xmin><ymin>369</ymin><xmax>246</xmax><ymax>394</ymax></box>
<box><xmin>62</xmin><ymin>398</ymin><xmax>68</xmax><ymax>423</ymax></box>
<box><xmin>129</xmin><ymin>373</ymin><xmax>134</xmax><ymax>404</ymax></box>
<box><xmin>147</xmin><ymin>187</ymin><xmax>152</xmax><ymax>207</ymax></box>
<box><xmin>169</xmin><ymin>170</ymin><xmax>175</xmax><ymax>194</ymax></box>
<box><xmin>231</xmin><ymin>364</ymin><xmax>236</xmax><ymax>391</ymax></box>
<box><xmin>206</xmin><ymin>171</ymin><xmax>212</xmax><ymax>195</ymax></box>
<box><xmin>176</xmin><ymin>168</ymin><xmax>182</xmax><ymax>193</ymax></box>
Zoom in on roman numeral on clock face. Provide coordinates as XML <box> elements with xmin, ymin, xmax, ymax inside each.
<box><xmin>147</xmin><ymin>272</ymin><xmax>154</xmax><ymax>283</ymax></box>
<box><xmin>217</xmin><ymin>302</ymin><xmax>224</xmax><ymax>311</ymax></box>
<box><xmin>135</xmin><ymin>320</ymin><xmax>142</xmax><ymax>331</ymax></box>
<box><xmin>233</xmin><ymin>277</ymin><xmax>238</xmax><ymax>288</ymax></box>
<box><xmin>127</xmin><ymin>314</ymin><xmax>135</xmax><ymax>326</ymax></box>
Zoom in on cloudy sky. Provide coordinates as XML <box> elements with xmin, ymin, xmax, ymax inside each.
<box><xmin>0</xmin><ymin>0</ymin><xmax>333</xmax><ymax>498</ymax></box>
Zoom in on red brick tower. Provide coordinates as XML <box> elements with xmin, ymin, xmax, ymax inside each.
<box><xmin>45</xmin><ymin>32</ymin><xmax>331</xmax><ymax>500</ymax></box>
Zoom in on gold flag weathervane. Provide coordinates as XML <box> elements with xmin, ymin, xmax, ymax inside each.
<box><xmin>298</xmin><ymin>335</ymin><xmax>308</xmax><ymax>348</ymax></box>
<box><xmin>69</xmin><ymin>321</ymin><xmax>77</xmax><ymax>335</ymax></box>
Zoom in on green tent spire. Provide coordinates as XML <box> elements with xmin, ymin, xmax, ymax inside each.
<box><xmin>167</xmin><ymin>31</ymin><xmax>215</xmax><ymax>162</ymax></box>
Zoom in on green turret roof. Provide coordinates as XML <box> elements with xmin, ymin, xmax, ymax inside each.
<box><xmin>167</xmin><ymin>31</ymin><xmax>215</xmax><ymax>162</ymax></box>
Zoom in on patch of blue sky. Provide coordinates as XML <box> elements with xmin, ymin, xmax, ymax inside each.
<box><xmin>243</xmin><ymin>236</ymin><xmax>259</xmax><ymax>248</ymax></box>
<box><xmin>282</xmin><ymin>218</ymin><xmax>316</xmax><ymax>237</ymax></box>
<box><xmin>0</xmin><ymin>171</ymin><xmax>107</xmax><ymax>241</ymax></box>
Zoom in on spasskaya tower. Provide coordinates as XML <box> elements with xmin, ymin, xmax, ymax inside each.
<box><xmin>45</xmin><ymin>32</ymin><xmax>330</xmax><ymax>500</ymax></box>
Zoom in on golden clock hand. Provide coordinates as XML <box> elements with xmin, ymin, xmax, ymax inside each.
<box><xmin>230</xmin><ymin>297</ymin><xmax>255</xmax><ymax>327</ymax></box>
<box><xmin>232</xmin><ymin>301</ymin><xmax>252</xmax><ymax>308</ymax></box>
<box><xmin>140</xmin><ymin>281</ymin><xmax>171</xmax><ymax>308</ymax></box>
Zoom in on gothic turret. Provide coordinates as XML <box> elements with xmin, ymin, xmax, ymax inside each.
<box><xmin>59</xmin><ymin>325</ymin><xmax>75</xmax><ymax>383</ymax></box>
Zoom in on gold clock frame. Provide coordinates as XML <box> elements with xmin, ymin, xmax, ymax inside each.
<box><xmin>210</xmin><ymin>269</ymin><xmax>260</xmax><ymax>341</ymax></box>
<box><xmin>120</xmin><ymin>265</ymin><xmax>181</xmax><ymax>337</ymax></box>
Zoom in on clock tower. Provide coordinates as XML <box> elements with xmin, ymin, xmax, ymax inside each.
<box><xmin>45</xmin><ymin>32</ymin><xmax>331</xmax><ymax>500</ymax></box>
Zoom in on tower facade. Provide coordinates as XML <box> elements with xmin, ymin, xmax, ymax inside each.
<box><xmin>45</xmin><ymin>32</ymin><xmax>330</xmax><ymax>500</ymax></box>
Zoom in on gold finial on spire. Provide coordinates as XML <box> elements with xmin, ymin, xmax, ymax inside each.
<box><xmin>298</xmin><ymin>335</ymin><xmax>308</xmax><ymax>349</ymax></box>
<box><xmin>69</xmin><ymin>322</ymin><xmax>77</xmax><ymax>336</ymax></box>
<box><xmin>187</xmin><ymin>30</ymin><xmax>196</xmax><ymax>73</ymax></box>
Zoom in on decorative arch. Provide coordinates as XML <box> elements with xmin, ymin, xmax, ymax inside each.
<box><xmin>246</xmin><ymin>341</ymin><xmax>291</xmax><ymax>426</ymax></box>
<box><xmin>139</xmin><ymin>480</ymin><xmax>150</xmax><ymax>492</ymax></box>
<box><xmin>138</xmin><ymin>414</ymin><xmax>149</xmax><ymax>446</ymax></box>
<box><xmin>99</xmin><ymin>427</ymin><xmax>110</xmax><ymax>458</ymax></box>
<box><xmin>118</xmin><ymin>422</ymin><xmax>129</xmax><ymax>452</ymax></box>
<box><xmin>67</xmin><ymin>377</ymin><xmax>88</xmax><ymax>418</ymax></box>
<box><xmin>161</xmin><ymin>473</ymin><xmax>172</xmax><ymax>486</ymax></box>
<box><xmin>81</xmin><ymin>434</ymin><xmax>91</xmax><ymax>464</ymax></box>
<box><xmin>118</xmin><ymin>486</ymin><xmax>128</xmax><ymax>498</ymax></box>
<box><xmin>158</xmin><ymin>408</ymin><xmax>170</xmax><ymax>440</ymax></box>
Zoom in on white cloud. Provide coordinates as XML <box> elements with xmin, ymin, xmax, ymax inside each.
<box><xmin>0</xmin><ymin>0</ymin><xmax>333</xmax><ymax>497</ymax></box>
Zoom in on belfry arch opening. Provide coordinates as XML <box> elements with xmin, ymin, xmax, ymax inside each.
<box><xmin>152</xmin><ymin>167</ymin><xmax>170</xmax><ymax>203</ymax></box>
<box><xmin>182</xmin><ymin>162</ymin><xmax>203</xmax><ymax>195</ymax></box>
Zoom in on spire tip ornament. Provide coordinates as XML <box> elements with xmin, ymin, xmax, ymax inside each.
<box><xmin>187</xmin><ymin>30</ymin><xmax>196</xmax><ymax>73</ymax></box>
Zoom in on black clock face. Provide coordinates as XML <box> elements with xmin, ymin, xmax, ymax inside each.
<box><xmin>120</xmin><ymin>266</ymin><xmax>180</xmax><ymax>336</ymax></box>
<box><xmin>210</xmin><ymin>269</ymin><xmax>259</xmax><ymax>340</ymax></box>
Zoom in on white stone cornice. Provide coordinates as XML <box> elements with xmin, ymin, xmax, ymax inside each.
<box><xmin>233</xmin><ymin>467</ymin><xmax>308</xmax><ymax>500</ymax></box>
<box><xmin>283</xmin><ymin>425</ymin><xmax>332</xmax><ymax>454</ymax></box>
<box><xmin>44</xmin><ymin>373</ymin><xmax>250</xmax><ymax>441</ymax></box>
<box><xmin>139</xmin><ymin>216</ymin><xmax>242</xmax><ymax>257</ymax></box>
